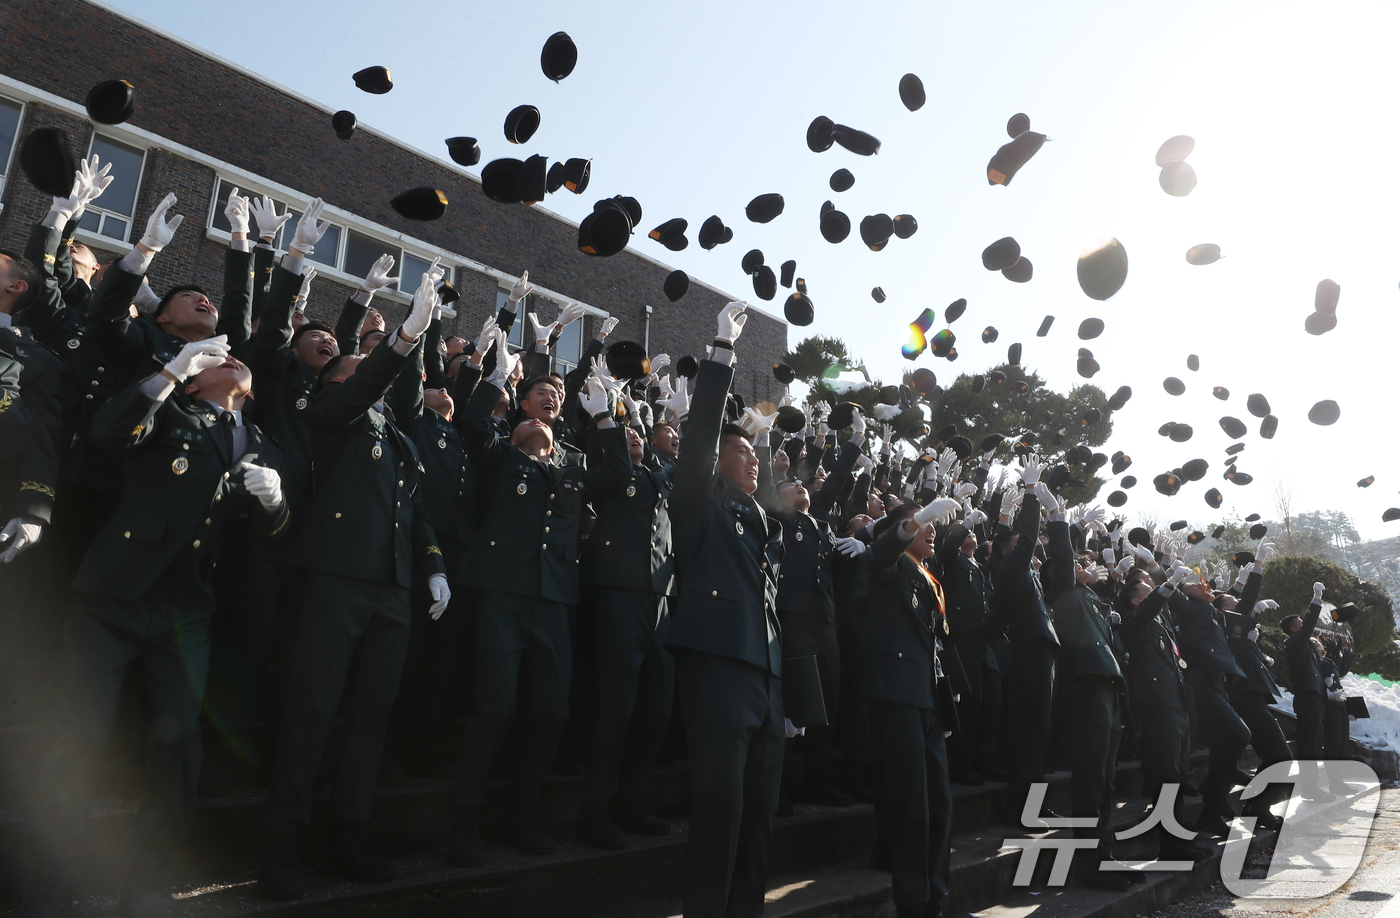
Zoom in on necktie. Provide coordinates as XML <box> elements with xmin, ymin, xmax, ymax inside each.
<box><xmin>220</xmin><ymin>411</ymin><xmax>237</xmax><ymax>458</ymax></box>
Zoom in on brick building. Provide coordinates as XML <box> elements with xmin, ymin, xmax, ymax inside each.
<box><xmin>0</xmin><ymin>0</ymin><xmax>787</xmax><ymax>401</ymax></box>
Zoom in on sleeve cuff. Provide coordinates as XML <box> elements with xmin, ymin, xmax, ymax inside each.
<box><xmin>139</xmin><ymin>372</ymin><xmax>177</xmax><ymax>401</ymax></box>
<box><xmin>709</xmin><ymin>347</ymin><xmax>734</xmax><ymax>367</ymax></box>
<box><xmin>119</xmin><ymin>247</ymin><xmax>155</xmax><ymax>275</ymax></box>
<box><xmin>41</xmin><ymin>210</ymin><xmax>66</xmax><ymax>229</ymax></box>
<box><xmin>390</xmin><ymin>327</ymin><xmax>417</xmax><ymax>356</ymax></box>
<box><xmin>229</xmin><ymin>238</ymin><xmax>252</xmax><ymax>253</ymax></box>
<box><xmin>351</xmin><ymin>288</ymin><xmax>373</xmax><ymax>306</ymax></box>
<box><xmin>280</xmin><ymin>253</ymin><xmax>305</xmax><ymax>276</ymax></box>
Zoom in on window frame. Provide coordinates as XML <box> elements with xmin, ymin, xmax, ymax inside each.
<box><xmin>0</xmin><ymin>94</ymin><xmax>24</xmax><ymax>202</ymax></box>
<box><xmin>78</xmin><ymin>132</ymin><xmax>148</xmax><ymax>243</ymax></box>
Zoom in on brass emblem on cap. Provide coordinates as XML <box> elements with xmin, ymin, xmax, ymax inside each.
<box><xmin>517</xmin><ymin>482</ymin><xmax>528</xmax><ymax>495</ymax></box>
<box><xmin>172</xmin><ymin>456</ymin><xmax>189</xmax><ymax>475</ymax></box>
<box><xmin>295</xmin><ymin>397</ymin><xmax>308</xmax><ymax>410</ymax></box>
<box><xmin>67</xmin><ymin>338</ymin><xmax>81</xmax><ymax>350</ymax></box>
<box><xmin>626</xmin><ymin>484</ymin><xmax>636</xmax><ymax>497</ymax></box>
<box><xmin>371</xmin><ymin>443</ymin><xmax>383</xmax><ymax>459</ymax></box>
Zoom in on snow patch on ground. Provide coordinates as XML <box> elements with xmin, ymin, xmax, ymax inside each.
<box><xmin>1274</xmin><ymin>675</ymin><xmax>1400</xmax><ymax>755</ymax></box>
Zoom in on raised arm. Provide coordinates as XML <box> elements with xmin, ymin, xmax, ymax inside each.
<box><xmin>812</xmin><ymin>415</ymin><xmax>865</xmax><ymax>522</ymax></box>
<box><xmin>669</xmin><ymin>304</ymin><xmax>745</xmax><ymax>511</ymax></box>
<box><xmin>214</xmin><ymin>187</ymin><xmax>255</xmax><ymax>351</ymax></box>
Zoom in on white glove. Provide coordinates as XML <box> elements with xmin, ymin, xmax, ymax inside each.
<box><xmin>914</xmin><ymin>498</ymin><xmax>960</xmax><ymax>528</ymax></box>
<box><xmin>1081</xmin><ymin>505</ymin><xmax>1106</xmax><ymax>528</ymax></box>
<box><xmin>506</xmin><ymin>271</ymin><xmax>534</xmax><ymax>307</ymax></box>
<box><xmin>936</xmin><ymin>448</ymin><xmax>958</xmax><ymax>481</ymax></box>
<box><xmin>965</xmin><ymin>508</ymin><xmax>988</xmax><ymax>528</ymax></box>
<box><xmin>0</xmin><ymin>517</ymin><xmax>42</xmax><ymax>563</ymax></box>
<box><xmin>849</xmin><ymin>408</ymin><xmax>866</xmax><ymax>439</ymax></box>
<box><xmin>1325</xmin><ymin>674</ymin><xmax>1335</xmax><ymax>687</ymax></box>
<box><xmin>427</xmin><ymin>573</ymin><xmax>451</xmax><ymax>619</ymax></box>
<box><xmin>138</xmin><ymin>193</ymin><xmax>183</xmax><ymax>253</ymax></box>
<box><xmin>579</xmin><ymin>377</ymin><xmax>610</xmax><ymax>417</ymax></box>
<box><xmin>52</xmin><ymin>154</ymin><xmax>113</xmax><ymax>221</ymax></box>
<box><xmin>716</xmin><ymin>301</ymin><xmax>748</xmax><ymax>343</ymax></box>
<box><xmin>1265</xmin><ymin>655</ymin><xmax>1275</xmax><ymax>666</ymax></box>
<box><xmin>1114</xmin><ymin>557</ymin><xmax>1134</xmax><ymax>578</ymax></box>
<box><xmin>163</xmin><ymin>335</ymin><xmax>230</xmax><ymax>382</ymax></box>
<box><xmin>290</xmin><ymin>198</ymin><xmax>331</xmax><ymax>256</ymax></box>
<box><xmin>251</xmin><ymin>194</ymin><xmax>292</xmax><ymax>240</ymax></box>
<box><xmin>954</xmin><ymin>481</ymin><xmax>978</xmax><ymax>500</ymax></box>
<box><xmin>1254</xmin><ymin>599</ymin><xmax>1279</xmax><ymax>614</ymax></box>
<box><xmin>224</xmin><ymin>186</ymin><xmax>251</xmax><ymax>235</ymax></box>
<box><xmin>296</xmin><ymin>266</ymin><xmax>316</xmax><ymax>302</ymax></box>
<box><xmin>1020</xmin><ymin>454</ymin><xmax>1042</xmax><ymax>486</ymax></box>
<box><xmin>1167</xmin><ymin>566</ymin><xmax>1192</xmax><ymax>588</ymax></box>
<box><xmin>1129</xmin><ymin>542</ymin><xmax>1155</xmax><ymax>562</ymax></box>
<box><xmin>1313</xmin><ymin>582</ymin><xmax>1325</xmax><ymax>603</ymax></box>
<box><xmin>1102</xmin><ymin>547</ymin><xmax>1116</xmax><ymax>567</ymax></box>
<box><xmin>1256</xmin><ymin>541</ymin><xmax>1276</xmax><ymax>567</ymax></box>
<box><xmin>659</xmin><ymin>375</ymin><xmax>690</xmax><ymax>418</ymax></box>
<box><xmin>555</xmin><ymin>302</ymin><xmax>586</xmax><ymax>331</ymax></box>
<box><xmin>486</xmin><ymin>326</ymin><xmax>518</xmax><ymax>386</ymax></box>
<box><xmin>597</xmin><ymin>316</ymin><xmax>619</xmax><ymax>340</ymax></box>
<box><xmin>472</xmin><ymin>314</ymin><xmax>498</xmax><ymax>358</ymax></box>
<box><xmin>1247</xmin><ymin>627</ymin><xmax>1260</xmax><ymax>642</ymax></box>
<box><xmin>1029</xmin><ymin>482</ymin><xmax>1055</xmax><ymax>509</ymax></box>
<box><xmin>401</xmin><ymin>259</ymin><xmax>441</xmax><ymax>341</ymax></box>
<box><xmin>743</xmin><ymin>407</ymin><xmax>778</xmax><ymax>436</ymax></box>
<box><xmin>646</xmin><ymin>354</ymin><xmax>671</xmax><ymax>381</ymax></box>
<box><xmin>835</xmin><ymin>536</ymin><xmax>867</xmax><ymax>558</ymax></box>
<box><xmin>784</xmin><ymin>717</ymin><xmax>805</xmax><ymax>738</ymax></box>
<box><xmin>528</xmin><ymin>313</ymin><xmax>550</xmax><ymax>349</ymax></box>
<box><xmin>359</xmin><ymin>253</ymin><xmax>399</xmax><ymax>294</ymax></box>
<box><xmin>1109</xmin><ymin>611</ymin><xmax>1122</xmax><ymax>625</ymax></box>
<box><xmin>242</xmin><ymin>464</ymin><xmax>284</xmax><ymax>512</ymax></box>
<box><xmin>133</xmin><ymin>277</ymin><xmax>161</xmax><ymax>312</ymax></box>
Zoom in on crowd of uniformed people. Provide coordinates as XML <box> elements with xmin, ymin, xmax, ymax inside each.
<box><xmin>0</xmin><ymin>157</ymin><xmax>1361</xmax><ymax>918</ymax></box>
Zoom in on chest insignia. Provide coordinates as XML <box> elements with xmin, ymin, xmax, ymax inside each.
<box><xmin>172</xmin><ymin>456</ymin><xmax>189</xmax><ymax>475</ymax></box>
<box><xmin>438</xmin><ymin>438</ymin><xmax>447</xmax><ymax>449</ymax></box>
<box><xmin>735</xmin><ymin>520</ymin><xmax>745</xmax><ymax>536</ymax></box>
<box><xmin>371</xmin><ymin>443</ymin><xmax>383</xmax><ymax>460</ymax></box>
<box><xmin>795</xmin><ymin>531</ymin><xmax>804</xmax><ymax>542</ymax></box>
<box><xmin>911</xmin><ymin>593</ymin><xmax>919</xmax><ymax>608</ymax></box>
<box><xmin>626</xmin><ymin>484</ymin><xmax>637</xmax><ymax>497</ymax></box>
<box><xmin>296</xmin><ymin>397</ymin><xmax>308</xmax><ymax>410</ymax></box>
<box><xmin>517</xmin><ymin>482</ymin><xmax>528</xmax><ymax>495</ymax></box>
<box><xmin>67</xmin><ymin>338</ymin><xmax>81</xmax><ymax>350</ymax></box>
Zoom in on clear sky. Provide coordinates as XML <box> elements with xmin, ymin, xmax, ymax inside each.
<box><xmin>101</xmin><ymin>0</ymin><xmax>1400</xmax><ymax>540</ymax></box>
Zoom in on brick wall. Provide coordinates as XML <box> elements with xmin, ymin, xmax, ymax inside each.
<box><xmin>0</xmin><ymin>0</ymin><xmax>786</xmax><ymax>400</ymax></box>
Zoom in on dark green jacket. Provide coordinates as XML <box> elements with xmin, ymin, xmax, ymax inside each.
<box><xmin>1046</xmin><ymin>519</ymin><xmax>1123</xmax><ymax>687</ymax></box>
<box><xmin>1286</xmin><ymin>602</ymin><xmax>1327</xmax><ymax>697</ymax></box>
<box><xmin>459</xmin><ymin>372</ymin><xmax>586</xmax><ymax>605</ymax></box>
<box><xmin>74</xmin><ymin>378</ymin><xmax>290</xmax><ymax>608</ymax></box>
<box><xmin>858</xmin><ymin>520</ymin><xmax>947</xmax><ymax>711</ymax></box>
<box><xmin>247</xmin><ymin>263</ymin><xmax>320</xmax><ymax>507</ymax></box>
<box><xmin>1227</xmin><ymin>572</ymin><xmax>1281</xmax><ymax>698</ymax></box>
<box><xmin>0</xmin><ymin>324</ymin><xmax>69</xmax><ymax>524</ymax></box>
<box><xmin>991</xmin><ymin>495</ymin><xmax>1059</xmax><ymax>647</ymax></box>
<box><xmin>1168</xmin><ymin>589</ymin><xmax>1246</xmax><ymax>682</ymax></box>
<box><xmin>1119</xmin><ymin>586</ymin><xmax>1188</xmax><ymax>710</ymax></box>
<box><xmin>285</xmin><ymin>334</ymin><xmax>445</xmax><ymax>588</ymax></box>
<box><xmin>582</xmin><ymin>423</ymin><xmax>674</xmax><ymax>596</ymax></box>
<box><xmin>664</xmin><ymin>358</ymin><xmax>783</xmax><ymax>674</ymax></box>
<box><xmin>0</xmin><ymin>353</ymin><xmax>26</xmax><ymax>460</ymax></box>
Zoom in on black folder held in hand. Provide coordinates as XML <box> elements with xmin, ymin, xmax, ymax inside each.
<box><xmin>1345</xmin><ymin>696</ymin><xmax>1370</xmax><ymax>719</ymax></box>
<box><xmin>783</xmin><ymin>655</ymin><xmax>828</xmax><ymax>727</ymax></box>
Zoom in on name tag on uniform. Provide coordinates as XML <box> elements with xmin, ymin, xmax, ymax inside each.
<box><xmin>169</xmin><ymin>428</ymin><xmax>204</xmax><ymax>443</ymax></box>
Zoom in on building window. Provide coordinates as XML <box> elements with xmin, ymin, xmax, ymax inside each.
<box><xmin>495</xmin><ymin>288</ymin><xmax>581</xmax><ymax>371</ymax></box>
<box><xmin>343</xmin><ymin>229</ymin><xmax>397</xmax><ymax>287</ymax></box>
<box><xmin>209</xmin><ymin>178</ymin><xmax>294</xmax><ymax>247</ymax></box>
<box><xmin>554</xmin><ymin>319</ymin><xmax>582</xmax><ymax>376</ymax></box>
<box><xmin>400</xmin><ymin>252</ymin><xmax>445</xmax><ymax>296</ymax></box>
<box><xmin>0</xmin><ymin>96</ymin><xmax>22</xmax><ymax>196</ymax></box>
<box><xmin>78</xmin><ymin>134</ymin><xmax>145</xmax><ymax>241</ymax></box>
<box><xmin>280</xmin><ymin>208</ymin><xmax>341</xmax><ymax>267</ymax></box>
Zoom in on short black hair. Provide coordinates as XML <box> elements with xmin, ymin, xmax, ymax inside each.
<box><xmin>317</xmin><ymin>353</ymin><xmax>355</xmax><ymax>390</ymax></box>
<box><xmin>0</xmin><ymin>249</ymin><xmax>41</xmax><ymax>312</ymax></box>
<box><xmin>290</xmin><ymin>319</ymin><xmax>336</xmax><ymax>349</ymax></box>
<box><xmin>156</xmin><ymin>284</ymin><xmax>207</xmax><ymax>318</ymax></box>
<box><xmin>992</xmin><ymin>528</ymin><xmax>1019</xmax><ymax>557</ymax></box>
<box><xmin>519</xmin><ymin>375</ymin><xmax>562</xmax><ymax>399</ymax></box>
<box><xmin>721</xmin><ymin>423</ymin><xmax>752</xmax><ymax>443</ymax></box>
<box><xmin>873</xmin><ymin>502</ymin><xmax>918</xmax><ymax>539</ymax></box>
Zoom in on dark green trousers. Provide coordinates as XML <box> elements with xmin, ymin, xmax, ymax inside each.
<box><xmin>30</xmin><ymin>594</ymin><xmax>209</xmax><ymax>869</ymax></box>
<box><xmin>1134</xmin><ymin>703</ymin><xmax>1191</xmax><ymax>803</ymax></box>
<box><xmin>262</xmin><ymin>572</ymin><xmax>410</xmax><ymax>831</ymax></box>
<box><xmin>1188</xmin><ymin>672</ymin><xmax>1249</xmax><ymax>808</ymax></box>
<box><xmin>581</xmin><ymin>588</ymin><xmax>672</xmax><ymax>801</ymax></box>
<box><xmin>1059</xmin><ymin>677</ymin><xmax>1121</xmax><ymax>858</ymax></box>
<box><xmin>676</xmin><ymin>651</ymin><xmax>784</xmax><ymax>918</ymax></box>
<box><xmin>867</xmin><ymin>699</ymin><xmax>952</xmax><ymax>910</ymax></box>
<box><xmin>948</xmin><ymin>631</ymin><xmax>1002</xmax><ymax>776</ymax></box>
<box><xmin>452</xmin><ymin>590</ymin><xmax>571</xmax><ymax>808</ymax></box>
<box><xmin>777</xmin><ymin>609</ymin><xmax>841</xmax><ymax>785</ymax></box>
<box><xmin>1007</xmin><ymin>638</ymin><xmax>1056</xmax><ymax>807</ymax></box>
<box><xmin>1229</xmin><ymin>690</ymin><xmax>1292</xmax><ymax>772</ymax></box>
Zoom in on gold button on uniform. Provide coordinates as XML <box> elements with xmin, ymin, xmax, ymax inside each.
<box><xmin>335</xmin><ymin>512</ymin><xmax>342</xmax><ymax>518</ymax></box>
<box><xmin>123</xmin><ymin>531</ymin><xmax>131</xmax><ymax>539</ymax></box>
<box><xmin>193</xmin><ymin>540</ymin><xmax>201</xmax><ymax>548</ymax></box>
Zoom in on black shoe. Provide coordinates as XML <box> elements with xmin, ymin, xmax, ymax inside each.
<box><xmin>1194</xmin><ymin>810</ymin><xmax>1231</xmax><ymax>839</ymax></box>
<box><xmin>119</xmin><ymin>889</ymin><xmax>177</xmax><ymax>918</ymax></box>
<box><xmin>258</xmin><ymin>831</ymin><xmax>307</xmax><ymax>901</ymax></box>
<box><xmin>950</xmin><ymin>768</ymin><xmax>986</xmax><ymax>787</ymax></box>
<box><xmin>793</xmin><ymin>780</ymin><xmax>854</xmax><ymax>807</ymax></box>
<box><xmin>978</xmin><ymin>764</ymin><xmax>1012</xmax><ymax>782</ymax></box>
<box><xmin>1230</xmin><ymin>769</ymin><xmax>1254</xmax><ymax>787</ymax></box>
<box><xmin>1077</xmin><ymin>865</ymin><xmax>1131</xmax><ymax>891</ymax></box>
<box><xmin>333</xmin><ymin>822</ymin><xmax>396</xmax><ymax>883</ymax></box>
<box><xmin>448</xmin><ymin>807</ymin><xmax>485</xmax><ymax>868</ymax></box>
<box><xmin>578</xmin><ymin>799</ymin><xmax>625</xmax><ymax>850</ymax></box>
<box><xmin>1300</xmin><ymin>785</ymin><xmax>1336</xmax><ymax>802</ymax></box>
<box><xmin>502</xmin><ymin>808</ymin><xmax>556</xmax><ymax>855</ymax></box>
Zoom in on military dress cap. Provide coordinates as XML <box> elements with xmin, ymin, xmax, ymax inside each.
<box><xmin>820</xmin><ymin>208</ymin><xmax>851</xmax><ymax>243</ymax></box>
<box><xmin>1169</xmin><ymin>423</ymin><xmax>1193</xmax><ymax>442</ymax></box>
<box><xmin>860</xmin><ymin>214</ymin><xmax>894</xmax><ymax>250</ymax></box>
<box><xmin>332</xmin><ymin>110</ymin><xmax>358</xmax><ymax>140</ymax></box>
<box><xmin>1107</xmin><ymin>385</ymin><xmax>1132</xmax><ymax>410</ymax></box>
<box><xmin>1249</xmin><ymin>522</ymin><xmax>1268</xmax><ymax>539</ymax></box>
<box><xmin>1006</xmin><ymin>112</ymin><xmax>1031</xmax><ymax>137</ymax></box>
<box><xmin>746</xmin><ymin>193</ymin><xmax>785</xmax><ymax>223</ymax></box>
<box><xmin>780</xmin><ymin>260</ymin><xmax>796</xmax><ymax>287</ymax></box>
<box><xmin>979</xmin><ymin>433</ymin><xmax>1005</xmax><ymax>451</ymax></box>
<box><xmin>1331</xmin><ymin>602</ymin><xmax>1360</xmax><ymax>623</ymax></box>
<box><xmin>931</xmin><ymin>329</ymin><xmax>956</xmax><ymax>358</ymax></box>
<box><xmin>893</xmin><ymin>215</ymin><xmax>918</xmax><ymax>238</ymax></box>
<box><xmin>1384</xmin><ymin>508</ymin><xmax>1400</xmax><ymax>523</ymax></box>
<box><xmin>1170</xmin><ymin>520</ymin><xmax>1188</xmax><ymax>531</ymax></box>
<box><xmin>880</xmin><ymin>385</ymin><xmax>901</xmax><ymax>406</ymax></box>
<box><xmin>899</xmin><ymin>73</ymin><xmax>926</xmax><ymax>111</ymax></box>
<box><xmin>1213</xmin><ymin>386</ymin><xmax>1229</xmax><ymax>400</ymax></box>
<box><xmin>1205</xmin><ymin>487</ymin><xmax>1223</xmax><ymax>508</ymax></box>
<box><xmin>752</xmin><ymin>265</ymin><xmax>777</xmax><ymax>301</ymax></box>
<box><xmin>987</xmin><ymin>130</ymin><xmax>1046</xmax><ymax>185</ymax></box>
<box><xmin>1186</xmin><ymin>244</ymin><xmax>1221</xmax><ymax>265</ymax></box>
<box><xmin>827</xmin><ymin>401</ymin><xmax>863</xmax><ymax>430</ymax></box>
<box><xmin>1225</xmin><ymin>469</ymin><xmax>1253</xmax><ymax>485</ymax></box>
<box><xmin>676</xmin><ymin>355</ymin><xmax>699</xmax><ymax>378</ymax></box>
<box><xmin>650</xmin><ymin>218</ymin><xmax>689</xmax><ymax>251</ymax></box>
<box><xmin>1305</xmin><ymin>312</ymin><xmax>1337</xmax><ymax>335</ymax></box>
<box><xmin>945</xmin><ymin>298</ymin><xmax>967</xmax><ymax>324</ymax></box>
<box><xmin>578</xmin><ymin>197</ymin><xmax>635</xmax><ymax>257</ymax></box>
<box><xmin>1163</xmin><ymin>377</ymin><xmax>1185</xmax><ymax>396</ymax></box>
<box><xmin>482</xmin><ymin>158</ymin><xmax>525</xmax><ymax>203</ymax></box>
<box><xmin>1218</xmin><ymin>416</ymin><xmax>1247</xmax><ymax>439</ymax></box>
<box><xmin>1159</xmin><ymin>161</ymin><xmax>1197</xmax><ymax>196</ymax></box>
<box><xmin>872</xmin><ymin>287</ymin><xmax>887</xmax><ymax>303</ymax></box>
<box><xmin>353</xmin><ymin>66</ymin><xmax>392</xmax><ymax>93</ymax></box>
<box><xmin>19</xmin><ymin>127</ymin><xmax>75</xmax><ymax>197</ymax></box>
<box><xmin>1121</xmin><ymin>475</ymin><xmax>1137</xmax><ymax>488</ymax></box>
<box><xmin>832</xmin><ymin>124</ymin><xmax>881</xmax><ymax>156</ymax></box>
<box><xmin>1181</xmin><ymin>458</ymin><xmax>1209</xmax><ymax>480</ymax></box>
<box><xmin>504</xmin><ymin>105</ymin><xmax>541</xmax><ymax>144</ymax></box>
<box><xmin>1002</xmin><ymin>257</ymin><xmax>1032</xmax><ymax>283</ymax></box>
<box><xmin>1187</xmin><ymin>531</ymin><xmax>1207</xmax><ymax>545</ymax></box>
<box><xmin>561</xmin><ymin>158</ymin><xmax>591</xmax><ymax>194</ymax></box>
<box><xmin>516</xmin><ymin>154</ymin><xmax>548</xmax><ymax>203</ymax></box>
<box><xmin>1155</xmin><ymin>135</ymin><xmax>1194</xmax><ymax>167</ymax></box>
<box><xmin>1154</xmin><ymin>472</ymin><xmax>1182</xmax><ymax>496</ymax></box>
<box><xmin>1308</xmin><ymin>400</ymin><xmax>1340</xmax><ymax>425</ymax></box>
<box><xmin>784</xmin><ymin>291</ymin><xmax>814</xmax><ymax>326</ymax></box>
<box><xmin>663</xmin><ymin>270</ymin><xmax>689</xmax><ymax>302</ymax></box>
<box><xmin>807</xmin><ymin>116</ymin><xmax>835</xmax><ymax>152</ymax></box>
<box><xmin>1186</xmin><ymin>355</ymin><xmax>1200</xmax><ymax>372</ymax></box>
<box><xmin>982</xmin><ymin>326</ymin><xmax>999</xmax><ymax>343</ymax></box>
<box><xmin>445</xmin><ymin>136</ymin><xmax>480</xmax><ymax>165</ymax></box>
<box><xmin>1076</xmin><ymin>318</ymin><xmax>1104</xmax><ymax>340</ymax></box>
<box><xmin>946</xmin><ymin>435</ymin><xmax>973</xmax><ymax>460</ymax></box>
<box><xmin>86</xmin><ymin>80</ymin><xmax>136</xmax><ymax>124</ymax></box>
<box><xmin>741</xmin><ymin>249</ymin><xmax>765</xmax><ymax>275</ymax></box>
<box><xmin>1211</xmin><ymin>524</ymin><xmax>1226</xmax><ymax>539</ymax></box>
<box><xmin>547</xmin><ymin>161</ymin><xmax>565</xmax><ymax>192</ymax></box>
<box><xmin>1077</xmin><ymin>353</ymin><xmax>1100</xmax><ymax>378</ymax></box>
<box><xmin>541</xmin><ymin>32</ymin><xmax>578</xmax><ymax>81</ymax></box>
<box><xmin>1260</xmin><ymin>415</ymin><xmax>1278</xmax><ymax>439</ymax></box>
<box><xmin>911</xmin><ymin>368</ymin><xmax>937</xmax><ymax>393</ymax></box>
<box><xmin>698</xmin><ymin>215</ymin><xmax>729</xmax><ymax>250</ymax></box>
<box><xmin>1358</xmin><ymin>476</ymin><xmax>1375</xmax><ymax>488</ymax></box>
<box><xmin>982</xmin><ymin>237</ymin><xmax>1020</xmax><ymax>271</ymax></box>
<box><xmin>971</xmin><ymin>374</ymin><xmax>986</xmax><ymax>393</ymax></box>
<box><xmin>1225</xmin><ymin>443</ymin><xmax>1245</xmax><ymax>455</ymax></box>
<box><xmin>1246</xmin><ymin>393</ymin><xmax>1270</xmax><ymax>418</ymax></box>
<box><xmin>776</xmin><ymin>405</ymin><xmax>807</xmax><ymax>433</ymax></box>
<box><xmin>1077</xmin><ymin>237</ymin><xmax>1128</xmax><ymax>300</ymax></box>
<box><xmin>1007</xmin><ymin>342</ymin><xmax>1021</xmax><ymax>365</ymax></box>
<box><xmin>1107</xmin><ymin>490</ymin><xmax>1128</xmax><ymax>507</ymax></box>
<box><xmin>606</xmin><ymin>341</ymin><xmax>651</xmax><ymax>380</ymax></box>
<box><xmin>830</xmin><ymin>168</ymin><xmax>855</xmax><ymax>192</ymax></box>
<box><xmin>391</xmin><ymin>187</ymin><xmax>448</xmax><ymax>220</ymax></box>
<box><xmin>773</xmin><ymin>364</ymin><xmax>797</xmax><ymax>385</ymax></box>
<box><xmin>1232</xmin><ymin>550</ymin><xmax>1255</xmax><ymax>566</ymax></box>
<box><xmin>1036</xmin><ymin>315</ymin><xmax>1054</xmax><ymax>337</ymax></box>
<box><xmin>1111</xmin><ymin>452</ymin><xmax>1131</xmax><ymax>474</ymax></box>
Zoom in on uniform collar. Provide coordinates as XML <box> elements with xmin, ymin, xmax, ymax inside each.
<box><xmin>0</xmin><ymin>312</ymin><xmax>11</xmax><ymax>328</ymax></box>
<box><xmin>204</xmin><ymin>402</ymin><xmax>244</xmax><ymax>427</ymax></box>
